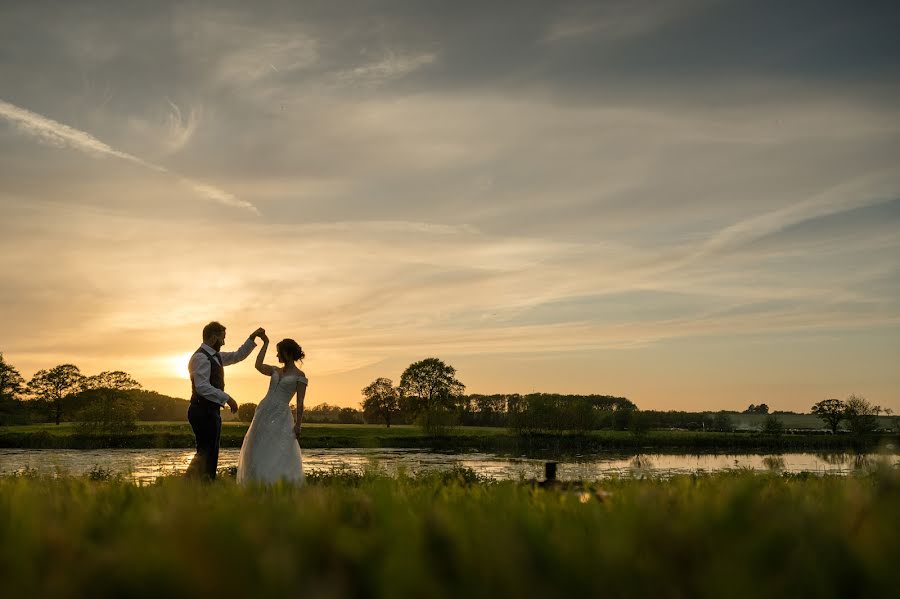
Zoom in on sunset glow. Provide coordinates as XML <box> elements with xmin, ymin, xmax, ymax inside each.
<box><xmin>168</xmin><ymin>353</ymin><xmax>195</xmax><ymax>381</ymax></box>
<box><xmin>1</xmin><ymin>2</ymin><xmax>898</xmax><ymax>412</ymax></box>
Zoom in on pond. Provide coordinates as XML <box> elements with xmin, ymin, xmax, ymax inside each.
<box><xmin>1</xmin><ymin>447</ymin><xmax>897</xmax><ymax>484</ymax></box>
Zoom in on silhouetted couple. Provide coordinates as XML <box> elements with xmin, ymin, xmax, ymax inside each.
<box><xmin>185</xmin><ymin>321</ymin><xmax>308</xmax><ymax>484</ymax></box>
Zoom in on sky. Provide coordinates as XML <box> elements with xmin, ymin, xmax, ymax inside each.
<box><xmin>1</xmin><ymin>0</ymin><xmax>899</xmax><ymax>412</ymax></box>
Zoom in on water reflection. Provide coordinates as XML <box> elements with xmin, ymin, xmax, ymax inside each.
<box><xmin>629</xmin><ymin>455</ymin><xmax>655</xmax><ymax>475</ymax></box>
<box><xmin>817</xmin><ymin>453</ymin><xmax>849</xmax><ymax>466</ymax></box>
<box><xmin>0</xmin><ymin>448</ymin><xmax>898</xmax><ymax>484</ymax></box>
<box><xmin>762</xmin><ymin>456</ymin><xmax>786</xmax><ymax>471</ymax></box>
<box><xmin>814</xmin><ymin>452</ymin><xmax>894</xmax><ymax>472</ymax></box>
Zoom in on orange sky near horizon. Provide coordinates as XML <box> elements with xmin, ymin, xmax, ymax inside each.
<box><xmin>4</xmin><ymin>317</ymin><xmax>898</xmax><ymax>413</ymax></box>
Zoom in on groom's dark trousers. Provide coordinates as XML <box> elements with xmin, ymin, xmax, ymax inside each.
<box><xmin>186</xmin><ymin>347</ymin><xmax>225</xmax><ymax>480</ymax></box>
<box><xmin>187</xmin><ymin>400</ymin><xmax>222</xmax><ymax>480</ymax></box>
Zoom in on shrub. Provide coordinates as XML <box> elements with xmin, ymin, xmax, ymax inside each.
<box><xmin>711</xmin><ymin>412</ymin><xmax>734</xmax><ymax>432</ymax></box>
<box><xmin>75</xmin><ymin>393</ymin><xmax>138</xmax><ymax>434</ymax></box>
<box><xmin>762</xmin><ymin>414</ymin><xmax>784</xmax><ymax>436</ymax></box>
<box><xmin>238</xmin><ymin>403</ymin><xmax>257</xmax><ymax>423</ymax></box>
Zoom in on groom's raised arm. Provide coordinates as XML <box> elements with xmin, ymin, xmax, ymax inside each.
<box><xmin>219</xmin><ymin>331</ymin><xmax>260</xmax><ymax>366</ymax></box>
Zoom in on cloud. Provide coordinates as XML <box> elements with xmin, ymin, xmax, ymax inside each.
<box><xmin>181</xmin><ymin>179</ymin><xmax>259</xmax><ymax>213</ymax></box>
<box><xmin>172</xmin><ymin>13</ymin><xmax>319</xmax><ymax>89</ymax></box>
<box><xmin>0</xmin><ymin>98</ymin><xmax>257</xmax><ymax>213</ymax></box>
<box><xmin>543</xmin><ymin>0</ymin><xmax>710</xmax><ymax>43</ymax></box>
<box><xmin>334</xmin><ymin>52</ymin><xmax>436</xmax><ymax>87</ymax></box>
<box><xmin>0</xmin><ymin>97</ymin><xmax>160</xmax><ymax>168</ymax></box>
<box><xmin>300</xmin><ymin>220</ymin><xmax>478</xmax><ymax>236</ymax></box>
<box><xmin>687</xmin><ymin>171</ymin><xmax>900</xmax><ymax>264</ymax></box>
<box><xmin>162</xmin><ymin>98</ymin><xmax>200</xmax><ymax>153</ymax></box>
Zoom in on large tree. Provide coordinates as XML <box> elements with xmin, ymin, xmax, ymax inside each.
<box><xmin>77</xmin><ymin>371</ymin><xmax>142</xmax><ymax>433</ymax></box>
<box><xmin>27</xmin><ymin>364</ymin><xmax>84</xmax><ymax>425</ymax></box>
<box><xmin>0</xmin><ymin>353</ymin><xmax>26</xmax><ymax>402</ymax></box>
<box><xmin>399</xmin><ymin>358</ymin><xmax>465</xmax><ymax>433</ymax></box>
<box><xmin>361</xmin><ymin>377</ymin><xmax>400</xmax><ymax>427</ymax></box>
<box><xmin>811</xmin><ymin>398</ymin><xmax>845</xmax><ymax>434</ymax></box>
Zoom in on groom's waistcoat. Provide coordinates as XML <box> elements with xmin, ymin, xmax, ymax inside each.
<box><xmin>190</xmin><ymin>346</ymin><xmax>224</xmax><ymax>406</ymax></box>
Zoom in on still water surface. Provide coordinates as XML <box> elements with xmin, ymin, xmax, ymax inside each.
<box><xmin>1</xmin><ymin>448</ymin><xmax>897</xmax><ymax>484</ymax></box>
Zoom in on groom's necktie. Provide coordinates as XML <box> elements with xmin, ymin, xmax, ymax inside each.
<box><xmin>213</xmin><ymin>352</ymin><xmax>222</xmax><ymax>365</ymax></box>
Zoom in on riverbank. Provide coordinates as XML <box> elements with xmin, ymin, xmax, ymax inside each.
<box><xmin>1</xmin><ymin>470</ymin><xmax>897</xmax><ymax>598</ymax></box>
<box><xmin>0</xmin><ymin>422</ymin><xmax>895</xmax><ymax>452</ymax></box>
<box><xmin>4</xmin><ymin>447</ymin><xmax>898</xmax><ymax>483</ymax></box>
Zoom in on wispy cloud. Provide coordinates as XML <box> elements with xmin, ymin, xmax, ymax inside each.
<box><xmin>0</xmin><ymin>98</ymin><xmax>257</xmax><ymax>213</ymax></box>
<box><xmin>543</xmin><ymin>0</ymin><xmax>709</xmax><ymax>43</ymax></box>
<box><xmin>162</xmin><ymin>98</ymin><xmax>200</xmax><ymax>154</ymax></box>
<box><xmin>0</xmin><ymin>98</ymin><xmax>160</xmax><ymax>168</ymax></box>
<box><xmin>688</xmin><ymin>171</ymin><xmax>900</xmax><ymax>264</ymax></box>
<box><xmin>335</xmin><ymin>52</ymin><xmax>436</xmax><ymax>87</ymax></box>
<box><xmin>173</xmin><ymin>14</ymin><xmax>318</xmax><ymax>89</ymax></box>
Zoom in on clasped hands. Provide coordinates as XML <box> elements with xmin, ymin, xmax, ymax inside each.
<box><xmin>219</xmin><ymin>329</ymin><xmax>304</xmax><ymax>433</ymax></box>
<box><xmin>223</xmin><ymin>327</ymin><xmax>267</xmax><ymax>414</ymax></box>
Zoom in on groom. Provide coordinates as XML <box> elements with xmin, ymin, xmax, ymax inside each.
<box><xmin>186</xmin><ymin>321</ymin><xmax>264</xmax><ymax>480</ymax></box>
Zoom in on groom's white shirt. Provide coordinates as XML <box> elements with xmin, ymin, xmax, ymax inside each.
<box><xmin>188</xmin><ymin>336</ymin><xmax>257</xmax><ymax>406</ymax></box>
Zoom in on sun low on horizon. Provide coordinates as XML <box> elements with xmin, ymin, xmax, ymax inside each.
<box><xmin>168</xmin><ymin>352</ymin><xmax>195</xmax><ymax>382</ymax></box>
<box><xmin>1</xmin><ymin>0</ymin><xmax>899</xmax><ymax>414</ymax></box>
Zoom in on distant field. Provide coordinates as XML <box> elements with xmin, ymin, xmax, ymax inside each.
<box><xmin>1</xmin><ymin>421</ymin><xmax>896</xmax><ymax>452</ymax></box>
<box><xmin>1</xmin><ymin>470</ymin><xmax>897</xmax><ymax>598</ymax></box>
<box><xmin>720</xmin><ymin>412</ymin><xmax>896</xmax><ymax>431</ymax></box>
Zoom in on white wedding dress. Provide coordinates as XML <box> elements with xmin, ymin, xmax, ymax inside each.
<box><xmin>237</xmin><ymin>368</ymin><xmax>307</xmax><ymax>485</ymax></box>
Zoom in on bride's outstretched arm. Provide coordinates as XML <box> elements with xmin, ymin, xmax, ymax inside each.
<box><xmin>255</xmin><ymin>334</ymin><xmax>274</xmax><ymax>376</ymax></box>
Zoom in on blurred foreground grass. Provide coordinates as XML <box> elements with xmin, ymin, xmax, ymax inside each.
<box><xmin>1</xmin><ymin>468</ymin><xmax>898</xmax><ymax>599</ymax></box>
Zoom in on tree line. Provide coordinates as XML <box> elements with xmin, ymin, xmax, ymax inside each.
<box><xmin>360</xmin><ymin>357</ymin><xmax>635</xmax><ymax>433</ymax></box>
<box><xmin>358</xmin><ymin>357</ymin><xmax>896</xmax><ymax>435</ymax></box>
<box><xmin>0</xmin><ymin>353</ymin><xmax>190</xmax><ymax>429</ymax></box>
<box><xmin>3</xmin><ymin>353</ymin><xmax>895</xmax><ymax>435</ymax></box>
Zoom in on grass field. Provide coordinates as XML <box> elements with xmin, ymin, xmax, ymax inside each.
<box><xmin>726</xmin><ymin>412</ymin><xmax>895</xmax><ymax>430</ymax></box>
<box><xmin>0</xmin><ymin>468</ymin><xmax>897</xmax><ymax>598</ymax></box>
<box><xmin>0</xmin><ymin>421</ymin><xmax>896</xmax><ymax>452</ymax></box>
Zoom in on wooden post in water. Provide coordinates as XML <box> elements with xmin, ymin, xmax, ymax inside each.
<box><xmin>544</xmin><ymin>461</ymin><xmax>557</xmax><ymax>482</ymax></box>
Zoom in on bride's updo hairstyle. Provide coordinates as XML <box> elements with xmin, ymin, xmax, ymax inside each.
<box><xmin>276</xmin><ymin>338</ymin><xmax>305</xmax><ymax>363</ymax></box>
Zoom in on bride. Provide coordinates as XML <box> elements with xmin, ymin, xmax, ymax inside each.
<box><xmin>236</xmin><ymin>332</ymin><xmax>308</xmax><ymax>485</ymax></box>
